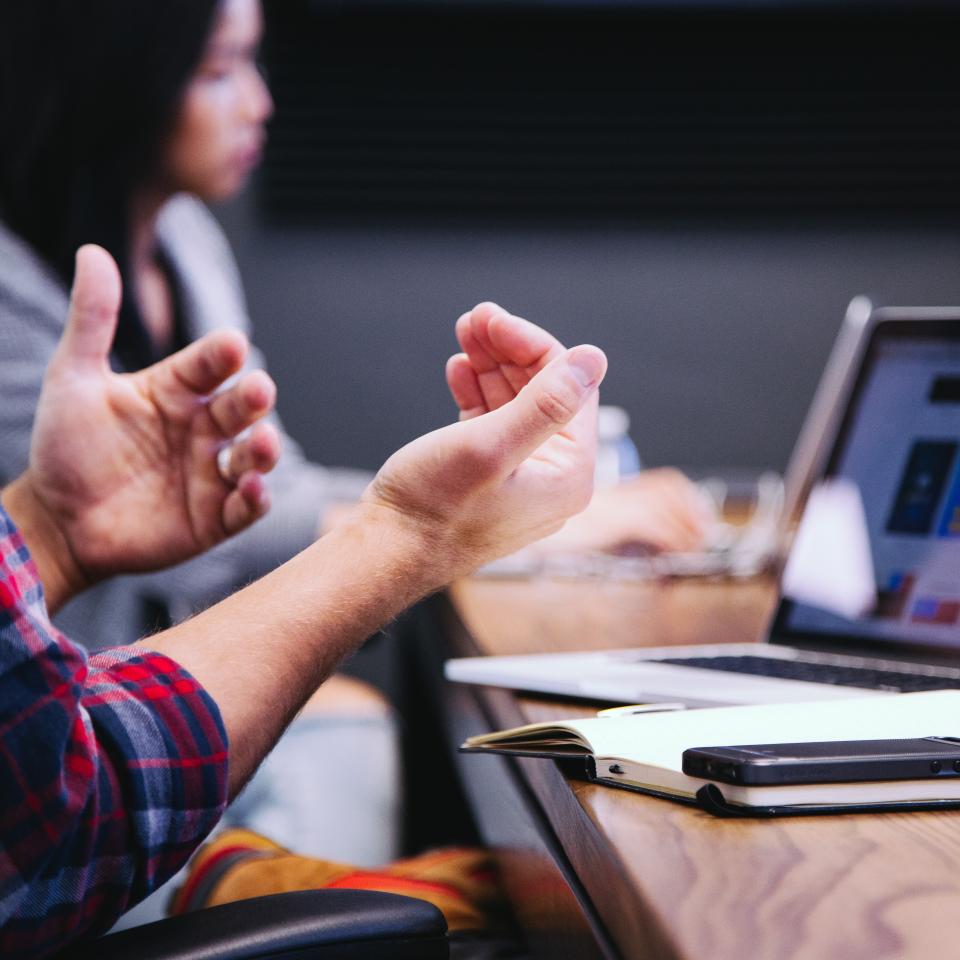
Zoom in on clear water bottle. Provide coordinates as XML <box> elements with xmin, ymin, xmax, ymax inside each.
<box><xmin>595</xmin><ymin>405</ymin><xmax>641</xmax><ymax>488</ymax></box>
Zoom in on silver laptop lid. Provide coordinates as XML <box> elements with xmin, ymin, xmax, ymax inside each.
<box><xmin>772</xmin><ymin>308</ymin><xmax>960</xmax><ymax>663</ymax></box>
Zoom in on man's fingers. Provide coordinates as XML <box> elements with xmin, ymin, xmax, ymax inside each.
<box><xmin>160</xmin><ymin>329</ymin><xmax>249</xmax><ymax>396</ymax></box>
<box><xmin>207</xmin><ymin>370</ymin><xmax>276</xmax><ymax>439</ymax></box>
<box><xmin>476</xmin><ymin>367</ymin><xmax>522</xmax><ymax>413</ymax></box>
<box><xmin>446</xmin><ymin>354</ymin><xmax>487</xmax><ymax>420</ymax></box>
<box><xmin>455</xmin><ymin>306</ymin><xmax>516</xmax><ymax>410</ymax></box>
<box><xmin>484</xmin><ymin>311</ymin><xmax>563</xmax><ymax>396</ymax></box>
<box><xmin>456</xmin><ymin>304</ymin><xmax>504</xmax><ymax>371</ymax></box>
<box><xmin>56</xmin><ymin>245</ymin><xmax>122</xmax><ymax>371</ymax></box>
<box><xmin>222</xmin><ymin>472</ymin><xmax>271</xmax><ymax>534</ymax></box>
<box><xmin>219</xmin><ymin>422</ymin><xmax>282</xmax><ymax>482</ymax></box>
<box><xmin>456</xmin><ymin>304</ymin><xmax>567</xmax><ymax>413</ymax></box>
<box><xmin>486</xmin><ymin>310</ymin><xmax>564</xmax><ymax>372</ymax></box>
<box><xmin>467</xmin><ymin>345</ymin><xmax>607</xmax><ymax>472</ymax></box>
<box><xmin>467</xmin><ymin>302</ymin><xmax>513</xmax><ymax>365</ymax></box>
<box><xmin>458</xmin><ymin>306</ymin><xmax>524</xmax><ymax>411</ymax></box>
<box><xmin>144</xmin><ymin>330</ymin><xmax>252</xmax><ymax>421</ymax></box>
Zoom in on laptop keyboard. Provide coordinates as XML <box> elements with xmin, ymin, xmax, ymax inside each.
<box><xmin>653</xmin><ymin>655</ymin><xmax>960</xmax><ymax>693</ymax></box>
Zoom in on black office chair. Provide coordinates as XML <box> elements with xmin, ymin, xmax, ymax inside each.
<box><xmin>59</xmin><ymin>889</ymin><xmax>449</xmax><ymax>959</ymax></box>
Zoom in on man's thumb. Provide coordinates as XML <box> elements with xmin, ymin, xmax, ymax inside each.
<box><xmin>56</xmin><ymin>245</ymin><xmax>122</xmax><ymax>370</ymax></box>
<box><xmin>480</xmin><ymin>345</ymin><xmax>607</xmax><ymax>467</ymax></box>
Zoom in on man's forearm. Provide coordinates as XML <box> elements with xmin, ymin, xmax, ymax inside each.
<box><xmin>147</xmin><ymin>502</ymin><xmax>439</xmax><ymax>796</ymax></box>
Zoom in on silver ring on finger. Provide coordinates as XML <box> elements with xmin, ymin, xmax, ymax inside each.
<box><xmin>217</xmin><ymin>445</ymin><xmax>235</xmax><ymax>484</ymax></box>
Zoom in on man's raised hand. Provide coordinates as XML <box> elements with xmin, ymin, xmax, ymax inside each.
<box><xmin>446</xmin><ymin>303</ymin><xmax>718</xmax><ymax>556</ymax></box>
<box><xmin>4</xmin><ymin>245</ymin><xmax>281</xmax><ymax>610</ymax></box>
<box><xmin>366</xmin><ymin>335</ymin><xmax>606</xmax><ymax>581</ymax></box>
<box><xmin>445</xmin><ymin>302</ymin><xmax>565</xmax><ymax>420</ymax></box>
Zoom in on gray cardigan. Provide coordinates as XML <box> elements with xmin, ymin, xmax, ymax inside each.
<box><xmin>0</xmin><ymin>195</ymin><xmax>369</xmax><ymax>648</ymax></box>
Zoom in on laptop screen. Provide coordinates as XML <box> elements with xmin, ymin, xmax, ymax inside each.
<box><xmin>775</xmin><ymin>318</ymin><xmax>960</xmax><ymax>659</ymax></box>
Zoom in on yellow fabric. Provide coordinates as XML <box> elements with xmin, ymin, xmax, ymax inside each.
<box><xmin>173</xmin><ymin>828</ymin><xmax>503</xmax><ymax>933</ymax></box>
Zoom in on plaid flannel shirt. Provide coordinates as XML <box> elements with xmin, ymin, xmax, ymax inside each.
<box><xmin>0</xmin><ymin>505</ymin><xmax>229</xmax><ymax>958</ymax></box>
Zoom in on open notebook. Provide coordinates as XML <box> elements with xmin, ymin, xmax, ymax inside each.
<box><xmin>460</xmin><ymin>690</ymin><xmax>960</xmax><ymax>816</ymax></box>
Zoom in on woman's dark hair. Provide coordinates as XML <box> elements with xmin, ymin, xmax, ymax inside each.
<box><xmin>0</xmin><ymin>0</ymin><xmax>221</xmax><ymax>365</ymax></box>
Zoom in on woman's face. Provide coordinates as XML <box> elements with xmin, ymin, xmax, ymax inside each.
<box><xmin>161</xmin><ymin>0</ymin><xmax>273</xmax><ymax>201</ymax></box>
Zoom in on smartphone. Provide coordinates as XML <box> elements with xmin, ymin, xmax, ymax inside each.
<box><xmin>682</xmin><ymin>737</ymin><xmax>960</xmax><ymax>786</ymax></box>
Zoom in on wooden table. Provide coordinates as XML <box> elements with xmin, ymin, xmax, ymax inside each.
<box><xmin>437</xmin><ymin>575</ymin><xmax>960</xmax><ymax>960</ymax></box>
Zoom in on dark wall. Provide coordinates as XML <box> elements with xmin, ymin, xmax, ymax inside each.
<box><xmin>214</xmin><ymin>1</ymin><xmax>960</xmax><ymax>475</ymax></box>
<box><xmin>217</xmin><ymin>199</ymin><xmax>960</xmax><ymax>473</ymax></box>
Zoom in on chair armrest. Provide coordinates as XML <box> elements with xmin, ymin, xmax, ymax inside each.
<box><xmin>60</xmin><ymin>889</ymin><xmax>448</xmax><ymax>960</ymax></box>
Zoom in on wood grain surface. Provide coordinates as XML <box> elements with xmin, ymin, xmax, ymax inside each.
<box><xmin>451</xmin><ymin>577</ymin><xmax>776</xmax><ymax>655</ymax></box>
<box><xmin>446</xmin><ymin>575</ymin><xmax>960</xmax><ymax>960</ymax></box>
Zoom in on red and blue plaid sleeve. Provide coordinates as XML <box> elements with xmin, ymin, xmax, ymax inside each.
<box><xmin>0</xmin><ymin>505</ymin><xmax>229</xmax><ymax>958</ymax></box>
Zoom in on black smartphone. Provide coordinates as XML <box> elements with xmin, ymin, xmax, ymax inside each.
<box><xmin>682</xmin><ymin>737</ymin><xmax>960</xmax><ymax>786</ymax></box>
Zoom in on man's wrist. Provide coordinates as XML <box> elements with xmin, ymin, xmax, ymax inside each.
<box><xmin>338</xmin><ymin>499</ymin><xmax>452</xmax><ymax>600</ymax></box>
<box><xmin>1</xmin><ymin>473</ymin><xmax>89</xmax><ymax>613</ymax></box>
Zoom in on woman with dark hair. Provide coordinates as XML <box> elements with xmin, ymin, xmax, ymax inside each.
<box><xmin>0</xmin><ymin>0</ymin><xmax>370</xmax><ymax>645</ymax></box>
<box><xmin>1</xmin><ymin>0</ymin><xmax>224</xmax><ymax>353</ymax></box>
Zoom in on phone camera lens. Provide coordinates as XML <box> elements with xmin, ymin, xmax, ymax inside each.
<box><xmin>931</xmin><ymin>760</ymin><xmax>943</xmax><ymax>774</ymax></box>
<box><xmin>953</xmin><ymin>760</ymin><xmax>960</xmax><ymax>774</ymax></box>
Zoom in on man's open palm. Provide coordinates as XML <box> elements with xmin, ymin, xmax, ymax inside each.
<box><xmin>27</xmin><ymin>245</ymin><xmax>281</xmax><ymax>585</ymax></box>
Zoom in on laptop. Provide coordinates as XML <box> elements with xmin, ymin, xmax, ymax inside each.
<box><xmin>445</xmin><ymin>301</ymin><xmax>960</xmax><ymax>708</ymax></box>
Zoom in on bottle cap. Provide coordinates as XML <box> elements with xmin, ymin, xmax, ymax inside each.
<box><xmin>597</xmin><ymin>405</ymin><xmax>630</xmax><ymax>442</ymax></box>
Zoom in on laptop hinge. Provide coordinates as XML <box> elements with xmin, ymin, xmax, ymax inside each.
<box><xmin>770</xmin><ymin>634</ymin><xmax>960</xmax><ymax>670</ymax></box>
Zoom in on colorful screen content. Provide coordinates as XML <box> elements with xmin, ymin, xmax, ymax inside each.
<box><xmin>786</xmin><ymin>334</ymin><xmax>960</xmax><ymax>651</ymax></box>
